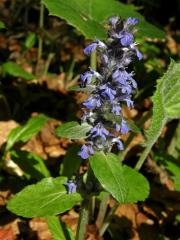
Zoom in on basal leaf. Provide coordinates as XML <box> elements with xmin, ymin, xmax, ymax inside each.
<box><xmin>7</xmin><ymin>177</ymin><xmax>82</xmax><ymax>217</ymax></box>
<box><xmin>55</xmin><ymin>121</ymin><xmax>91</xmax><ymax>139</ymax></box>
<box><xmin>43</xmin><ymin>0</ymin><xmax>165</xmax><ymax>40</ymax></box>
<box><xmin>89</xmin><ymin>152</ymin><xmax>127</xmax><ymax>203</ymax></box>
<box><xmin>2</xmin><ymin>61</ymin><xmax>35</xmax><ymax>80</ymax></box>
<box><xmin>122</xmin><ymin>165</ymin><xmax>150</xmax><ymax>202</ymax></box>
<box><xmin>10</xmin><ymin>150</ymin><xmax>51</xmax><ymax>180</ymax></box>
<box><xmin>5</xmin><ymin>114</ymin><xmax>48</xmax><ymax>151</ymax></box>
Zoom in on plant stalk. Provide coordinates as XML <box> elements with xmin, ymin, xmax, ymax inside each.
<box><xmin>38</xmin><ymin>0</ymin><xmax>44</xmax><ymax>62</ymax></box>
<box><xmin>99</xmin><ymin>204</ymin><xmax>118</xmax><ymax>236</ymax></box>
<box><xmin>90</xmin><ymin>51</ymin><xmax>97</xmax><ymax>70</ymax></box>
<box><xmin>96</xmin><ymin>192</ymin><xmax>109</xmax><ymax>230</ymax></box>
<box><xmin>76</xmin><ymin>198</ymin><xmax>90</xmax><ymax>240</ymax></box>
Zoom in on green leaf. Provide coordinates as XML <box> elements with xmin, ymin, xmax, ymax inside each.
<box><xmin>2</xmin><ymin>61</ymin><xmax>35</xmax><ymax>80</ymax></box>
<box><xmin>55</xmin><ymin>121</ymin><xmax>91</xmax><ymax>139</ymax></box>
<box><xmin>47</xmin><ymin>216</ymin><xmax>66</xmax><ymax>240</ymax></box>
<box><xmin>122</xmin><ymin>165</ymin><xmax>150</xmax><ymax>203</ymax></box>
<box><xmin>25</xmin><ymin>32</ymin><xmax>36</xmax><ymax>49</ymax></box>
<box><xmin>10</xmin><ymin>150</ymin><xmax>51</xmax><ymax>180</ymax></box>
<box><xmin>89</xmin><ymin>152</ymin><xmax>127</xmax><ymax>203</ymax></box>
<box><xmin>0</xmin><ymin>21</ymin><xmax>6</xmax><ymax>29</ymax></box>
<box><xmin>146</xmin><ymin>60</ymin><xmax>180</xmax><ymax>144</ymax></box>
<box><xmin>43</xmin><ymin>0</ymin><xmax>165</xmax><ymax>40</ymax></box>
<box><xmin>7</xmin><ymin>177</ymin><xmax>82</xmax><ymax>217</ymax></box>
<box><xmin>47</xmin><ymin>216</ymin><xmax>75</xmax><ymax>240</ymax></box>
<box><xmin>136</xmin><ymin>60</ymin><xmax>180</xmax><ymax>169</ymax></box>
<box><xmin>61</xmin><ymin>145</ymin><xmax>82</xmax><ymax>178</ymax></box>
<box><xmin>163</xmin><ymin>65</ymin><xmax>180</xmax><ymax>119</ymax></box>
<box><xmin>6</xmin><ymin>114</ymin><xmax>48</xmax><ymax>151</ymax></box>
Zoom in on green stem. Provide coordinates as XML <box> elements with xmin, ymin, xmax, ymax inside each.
<box><xmin>90</xmin><ymin>51</ymin><xmax>97</xmax><ymax>70</ymax></box>
<box><xmin>96</xmin><ymin>192</ymin><xmax>109</xmax><ymax>229</ymax></box>
<box><xmin>135</xmin><ymin>116</ymin><xmax>167</xmax><ymax>171</ymax></box>
<box><xmin>43</xmin><ymin>53</ymin><xmax>55</xmax><ymax>76</ymax></box>
<box><xmin>99</xmin><ymin>204</ymin><xmax>118</xmax><ymax>236</ymax></box>
<box><xmin>76</xmin><ymin>198</ymin><xmax>90</xmax><ymax>240</ymax></box>
<box><xmin>38</xmin><ymin>0</ymin><xmax>44</xmax><ymax>62</ymax></box>
<box><xmin>135</xmin><ymin>146</ymin><xmax>152</xmax><ymax>170</ymax></box>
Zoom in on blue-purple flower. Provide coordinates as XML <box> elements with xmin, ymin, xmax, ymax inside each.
<box><xmin>78</xmin><ymin>144</ymin><xmax>94</xmax><ymax>159</ymax></box>
<box><xmin>119</xmin><ymin>31</ymin><xmax>134</xmax><ymax>46</ymax></box>
<box><xmin>78</xmin><ymin>16</ymin><xmax>142</xmax><ymax>159</ymax></box>
<box><xmin>84</xmin><ymin>40</ymin><xmax>107</xmax><ymax>55</ymax></box>
<box><xmin>65</xmin><ymin>180</ymin><xmax>77</xmax><ymax>194</ymax></box>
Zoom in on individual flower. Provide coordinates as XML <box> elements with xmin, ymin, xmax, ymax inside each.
<box><xmin>90</xmin><ymin>123</ymin><xmax>109</xmax><ymax>140</ymax></box>
<box><xmin>118</xmin><ymin>31</ymin><xmax>134</xmax><ymax>46</ymax></box>
<box><xmin>78</xmin><ymin>144</ymin><xmax>94</xmax><ymax>159</ymax></box>
<box><xmin>84</xmin><ymin>40</ymin><xmax>107</xmax><ymax>55</ymax></box>
<box><xmin>120</xmin><ymin>119</ymin><xmax>130</xmax><ymax>134</ymax></box>
<box><xmin>100</xmin><ymin>84</ymin><xmax>116</xmax><ymax>101</ymax></box>
<box><xmin>83</xmin><ymin>95</ymin><xmax>102</xmax><ymax>109</ymax></box>
<box><xmin>80</xmin><ymin>70</ymin><xmax>101</xmax><ymax>86</ymax></box>
<box><xmin>126</xmin><ymin>17</ymin><xmax>139</xmax><ymax>26</ymax></box>
<box><xmin>65</xmin><ymin>180</ymin><xmax>77</xmax><ymax>194</ymax></box>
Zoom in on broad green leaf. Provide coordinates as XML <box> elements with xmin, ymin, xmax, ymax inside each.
<box><xmin>61</xmin><ymin>145</ymin><xmax>82</xmax><ymax>178</ymax></box>
<box><xmin>122</xmin><ymin>165</ymin><xmax>150</xmax><ymax>202</ymax></box>
<box><xmin>55</xmin><ymin>121</ymin><xmax>91</xmax><ymax>139</ymax></box>
<box><xmin>89</xmin><ymin>152</ymin><xmax>127</xmax><ymax>203</ymax></box>
<box><xmin>136</xmin><ymin>60</ymin><xmax>180</xmax><ymax>169</ymax></box>
<box><xmin>7</xmin><ymin>177</ymin><xmax>82</xmax><ymax>217</ymax></box>
<box><xmin>5</xmin><ymin>114</ymin><xmax>48</xmax><ymax>151</ymax></box>
<box><xmin>47</xmin><ymin>216</ymin><xmax>66</xmax><ymax>240</ymax></box>
<box><xmin>43</xmin><ymin>0</ymin><xmax>165</xmax><ymax>40</ymax></box>
<box><xmin>146</xmin><ymin>60</ymin><xmax>180</xmax><ymax>143</ymax></box>
<box><xmin>2</xmin><ymin>61</ymin><xmax>35</xmax><ymax>80</ymax></box>
<box><xmin>10</xmin><ymin>150</ymin><xmax>51</xmax><ymax>180</ymax></box>
<box><xmin>25</xmin><ymin>32</ymin><xmax>36</xmax><ymax>49</ymax></box>
<box><xmin>0</xmin><ymin>21</ymin><xmax>6</xmax><ymax>29</ymax></box>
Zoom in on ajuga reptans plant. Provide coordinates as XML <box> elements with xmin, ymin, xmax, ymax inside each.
<box><xmin>78</xmin><ymin>16</ymin><xmax>142</xmax><ymax>160</ymax></box>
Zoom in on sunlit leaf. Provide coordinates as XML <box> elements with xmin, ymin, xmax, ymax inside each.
<box><xmin>43</xmin><ymin>0</ymin><xmax>165</xmax><ymax>40</ymax></box>
<box><xmin>2</xmin><ymin>62</ymin><xmax>35</xmax><ymax>80</ymax></box>
<box><xmin>7</xmin><ymin>177</ymin><xmax>82</xmax><ymax>217</ymax></box>
<box><xmin>6</xmin><ymin>114</ymin><xmax>48</xmax><ymax>151</ymax></box>
<box><xmin>55</xmin><ymin>121</ymin><xmax>91</xmax><ymax>139</ymax></box>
